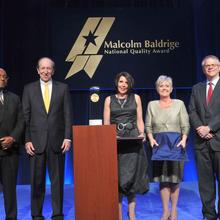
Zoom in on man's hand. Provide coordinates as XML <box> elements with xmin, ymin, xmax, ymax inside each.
<box><xmin>0</xmin><ymin>136</ymin><xmax>14</xmax><ymax>150</ymax></box>
<box><xmin>25</xmin><ymin>142</ymin><xmax>35</xmax><ymax>156</ymax></box>
<box><xmin>204</xmin><ymin>133</ymin><xmax>215</xmax><ymax>140</ymax></box>
<box><xmin>61</xmin><ymin>139</ymin><xmax>71</xmax><ymax>154</ymax></box>
<box><xmin>196</xmin><ymin>126</ymin><xmax>211</xmax><ymax>138</ymax></box>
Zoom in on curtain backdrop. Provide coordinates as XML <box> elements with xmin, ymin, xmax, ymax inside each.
<box><xmin>1</xmin><ymin>0</ymin><xmax>220</xmax><ymax>184</ymax></box>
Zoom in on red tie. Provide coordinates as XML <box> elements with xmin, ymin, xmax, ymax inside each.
<box><xmin>207</xmin><ymin>82</ymin><xmax>213</xmax><ymax>104</ymax></box>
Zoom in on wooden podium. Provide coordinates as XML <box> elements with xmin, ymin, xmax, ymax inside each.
<box><xmin>73</xmin><ymin>125</ymin><xmax>119</xmax><ymax>220</ymax></box>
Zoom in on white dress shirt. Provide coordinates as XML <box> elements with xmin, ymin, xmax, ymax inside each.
<box><xmin>206</xmin><ymin>76</ymin><xmax>219</xmax><ymax>97</ymax></box>
<box><xmin>40</xmin><ymin>79</ymin><xmax>52</xmax><ymax>100</ymax></box>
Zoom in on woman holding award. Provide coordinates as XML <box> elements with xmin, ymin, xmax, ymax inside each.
<box><xmin>103</xmin><ymin>72</ymin><xmax>148</xmax><ymax>220</ymax></box>
<box><xmin>145</xmin><ymin>75</ymin><xmax>190</xmax><ymax>220</ymax></box>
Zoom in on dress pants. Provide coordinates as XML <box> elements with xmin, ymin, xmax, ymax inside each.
<box><xmin>0</xmin><ymin>153</ymin><xmax>19</xmax><ymax>220</ymax></box>
<box><xmin>30</xmin><ymin>146</ymin><xmax>65</xmax><ymax>220</ymax></box>
<box><xmin>195</xmin><ymin>145</ymin><xmax>220</xmax><ymax>220</ymax></box>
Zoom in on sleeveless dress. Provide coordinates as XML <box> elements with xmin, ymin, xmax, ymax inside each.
<box><xmin>110</xmin><ymin>93</ymin><xmax>149</xmax><ymax>196</ymax></box>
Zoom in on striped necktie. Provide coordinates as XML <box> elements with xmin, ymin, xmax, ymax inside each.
<box><xmin>0</xmin><ymin>92</ymin><xmax>4</xmax><ymax>105</ymax></box>
<box><xmin>43</xmin><ymin>83</ymin><xmax>50</xmax><ymax>113</ymax></box>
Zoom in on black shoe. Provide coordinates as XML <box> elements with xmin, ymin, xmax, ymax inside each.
<box><xmin>203</xmin><ymin>218</ymin><xmax>217</xmax><ymax>220</ymax></box>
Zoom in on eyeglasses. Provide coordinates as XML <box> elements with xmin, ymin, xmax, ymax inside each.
<box><xmin>203</xmin><ymin>64</ymin><xmax>219</xmax><ymax>69</ymax></box>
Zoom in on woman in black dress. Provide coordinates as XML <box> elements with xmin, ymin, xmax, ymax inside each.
<box><xmin>103</xmin><ymin>72</ymin><xmax>148</xmax><ymax>220</ymax></box>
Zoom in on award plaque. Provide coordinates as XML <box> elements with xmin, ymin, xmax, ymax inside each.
<box><xmin>89</xmin><ymin>86</ymin><xmax>102</xmax><ymax>125</ymax></box>
<box><xmin>90</xmin><ymin>92</ymin><xmax>100</xmax><ymax>103</ymax></box>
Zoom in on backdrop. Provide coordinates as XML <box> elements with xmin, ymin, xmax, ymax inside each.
<box><xmin>51</xmin><ymin>7</ymin><xmax>195</xmax><ymax>88</ymax></box>
<box><xmin>1</xmin><ymin>0</ymin><xmax>220</xmax><ymax>184</ymax></box>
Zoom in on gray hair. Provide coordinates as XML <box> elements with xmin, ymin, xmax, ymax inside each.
<box><xmin>37</xmin><ymin>57</ymin><xmax>55</xmax><ymax>70</ymax></box>
<box><xmin>155</xmin><ymin>75</ymin><xmax>173</xmax><ymax>90</ymax></box>
<box><xmin>201</xmin><ymin>55</ymin><xmax>220</xmax><ymax>67</ymax></box>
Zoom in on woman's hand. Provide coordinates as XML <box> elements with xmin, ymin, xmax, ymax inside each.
<box><xmin>149</xmin><ymin>138</ymin><xmax>159</xmax><ymax>148</ymax></box>
<box><xmin>177</xmin><ymin>139</ymin><xmax>186</xmax><ymax>149</ymax></box>
<box><xmin>177</xmin><ymin>134</ymin><xmax>187</xmax><ymax>149</ymax></box>
<box><xmin>138</xmin><ymin>132</ymin><xmax>146</xmax><ymax>142</ymax></box>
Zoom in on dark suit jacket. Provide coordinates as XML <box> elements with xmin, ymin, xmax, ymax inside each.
<box><xmin>189</xmin><ymin>79</ymin><xmax>220</xmax><ymax>151</ymax></box>
<box><xmin>0</xmin><ymin>90</ymin><xmax>24</xmax><ymax>156</ymax></box>
<box><xmin>22</xmin><ymin>80</ymin><xmax>73</xmax><ymax>153</ymax></box>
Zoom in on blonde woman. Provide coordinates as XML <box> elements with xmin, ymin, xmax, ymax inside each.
<box><xmin>145</xmin><ymin>75</ymin><xmax>190</xmax><ymax>220</ymax></box>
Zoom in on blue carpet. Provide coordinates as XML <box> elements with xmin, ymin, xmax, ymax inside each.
<box><xmin>0</xmin><ymin>182</ymin><xmax>203</xmax><ymax>219</ymax></box>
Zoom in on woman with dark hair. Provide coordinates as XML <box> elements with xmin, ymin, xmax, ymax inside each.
<box><xmin>145</xmin><ymin>75</ymin><xmax>190</xmax><ymax>220</ymax></box>
<box><xmin>103</xmin><ymin>72</ymin><xmax>148</xmax><ymax>220</ymax></box>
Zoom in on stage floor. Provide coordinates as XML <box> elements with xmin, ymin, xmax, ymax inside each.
<box><xmin>0</xmin><ymin>182</ymin><xmax>203</xmax><ymax>219</ymax></box>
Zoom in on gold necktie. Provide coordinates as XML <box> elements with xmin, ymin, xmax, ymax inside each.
<box><xmin>43</xmin><ymin>83</ymin><xmax>50</xmax><ymax>113</ymax></box>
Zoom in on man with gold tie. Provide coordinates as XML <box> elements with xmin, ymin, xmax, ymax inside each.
<box><xmin>0</xmin><ymin>68</ymin><xmax>24</xmax><ymax>220</ymax></box>
<box><xmin>22</xmin><ymin>57</ymin><xmax>73</xmax><ymax>220</ymax></box>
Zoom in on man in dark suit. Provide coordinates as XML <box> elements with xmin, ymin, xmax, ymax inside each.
<box><xmin>0</xmin><ymin>68</ymin><xmax>24</xmax><ymax>220</ymax></box>
<box><xmin>22</xmin><ymin>57</ymin><xmax>73</xmax><ymax>220</ymax></box>
<box><xmin>189</xmin><ymin>55</ymin><xmax>220</xmax><ymax>220</ymax></box>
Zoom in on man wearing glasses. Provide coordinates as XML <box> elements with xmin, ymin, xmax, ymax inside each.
<box><xmin>0</xmin><ymin>68</ymin><xmax>24</xmax><ymax>220</ymax></box>
<box><xmin>189</xmin><ymin>55</ymin><xmax>220</xmax><ymax>220</ymax></box>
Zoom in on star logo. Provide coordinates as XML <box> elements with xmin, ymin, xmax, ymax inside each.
<box><xmin>83</xmin><ymin>31</ymin><xmax>98</xmax><ymax>47</ymax></box>
<box><xmin>65</xmin><ymin>17</ymin><xmax>115</xmax><ymax>79</ymax></box>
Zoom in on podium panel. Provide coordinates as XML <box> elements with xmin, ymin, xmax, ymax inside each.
<box><xmin>73</xmin><ymin>125</ymin><xmax>119</xmax><ymax>220</ymax></box>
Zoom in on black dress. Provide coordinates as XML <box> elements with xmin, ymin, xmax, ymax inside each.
<box><xmin>110</xmin><ymin>93</ymin><xmax>149</xmax><ymax>196</ymax></box>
